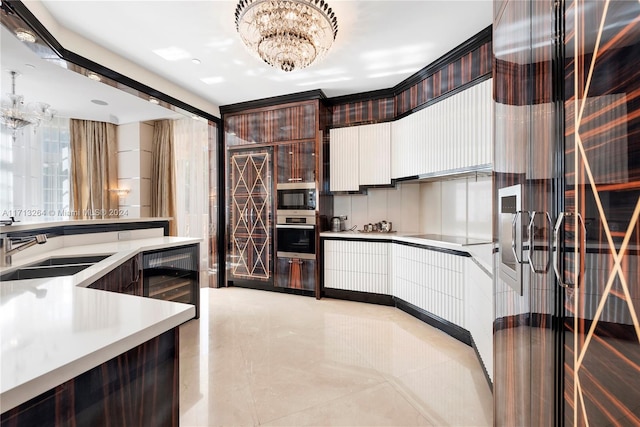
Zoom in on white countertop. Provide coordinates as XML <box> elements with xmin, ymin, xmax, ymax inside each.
<box><xmin>320</xmin><ymin>231</ymin><xmax>491</xmax><ymax>249</ymax></box>
<box><xmin>0</xmin><ymin>236</ymin><xmax>200</xmax><ymax>413</ymax></box>
<box><xmin>320</xmin><ymin>231</ymin><xmax>494</xmax><ymax>274</ymax></box>
<box><xmin>0</xmin><ymin>217</ymin><xmax>171</xmax><ymax>233</ymax></box>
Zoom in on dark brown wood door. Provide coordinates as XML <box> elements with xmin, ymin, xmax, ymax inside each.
<box><xmin>493</xmin><ymin>0</ymin><xmax>561</xmax><ymax>425</ymax></box>
<box><xmin>229</xmin><ymin>148</ymin><xmax>273</xmax><ymax>282</ymax></box>
<box><xmin>275</xmin><ymin>257</ymin><xmax>315</xmax><ymax>291</ymax></box>
<box><xmin>277</xmin><ymin>140</ymin><xmax>316</xmax><ymax>184</ymax></box>
<box><xmin>562</xmin><ymin>1</ymin><xmax>640</xmax><ymax>425</ymax></box>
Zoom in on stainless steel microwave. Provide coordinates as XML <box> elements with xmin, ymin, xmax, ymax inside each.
<box><xmin>276</xmin><ymin>182</ymin><xmax>316</xmax><ymax>211</ymax></box>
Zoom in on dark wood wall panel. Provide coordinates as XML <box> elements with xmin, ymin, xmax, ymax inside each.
<box><xmin>563</xmin><ymin>1</ymin><xmax>640</xmax><ymax>425</ymax></box>
<box><xmin>225</xmin><ymin>102</ymin><xmax>317</xmax><ymax>145</ymax></box>
<box><xmin>396</xmin><ymin>41</ymin><xmax>493</xmax><ymax>117</ymax></box>
<box><xmin>331</xmin><ymin>97</ymin><xmax>395</xmax><ymax>127</ymax></box>
<box><xmin>331</xmin><ymin>32</ymin><xmax>492</xmax><ymax>128</ymax></box>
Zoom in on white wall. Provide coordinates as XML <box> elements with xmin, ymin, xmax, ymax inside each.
<box><xmin>117</xmin><ymin>122</ymin><xmax>153</xmax><ymax>218</ymax></box>
<box><xmin>333</xmin><ymin>175</ymin><xmax>492</xmax><ymax>240</ymax></box>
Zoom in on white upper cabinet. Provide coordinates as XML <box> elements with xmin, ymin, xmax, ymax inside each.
<box><xmin>329</xmin><ymin>126</ymin><xmax>359</xmax><ymax>192</ymax></box>
<box><xmin>391</xmin><ymin>78</ymin><xmax>493</xmax><ymax>179</ymax></box>
<box><xmin>358</xmin><ymin>122</ymin><xmax>391</xmax><ymax>186</ymax></box>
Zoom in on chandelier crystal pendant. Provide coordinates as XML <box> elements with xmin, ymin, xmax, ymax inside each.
<box><xmin>0</xmin><ymin>71</ymin><xmax>54</xmax><ymax>133</ymax></box>
<box><xmin>235</xmin><ymin>0</ymin><xmax>338</xmax><ymax>72</ymax></box>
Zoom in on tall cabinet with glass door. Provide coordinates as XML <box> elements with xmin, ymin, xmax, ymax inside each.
<box><xmin>493</xmin><ymin>1</ymin><xmax>640</xmax><ymax>425</ymax></box>
<box><xmin>223</xmin><ymin>99</ymin><xmax>331</xmax><ymax>296</ymax></box>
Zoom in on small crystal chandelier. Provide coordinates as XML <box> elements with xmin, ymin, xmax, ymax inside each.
<box><xmin>0</xmin><ymin>71</ymin><xmax>54</xmax><ymax>133</ymax></box>
<box><xmin>235</xmin><ymin>0</ymin><xmax>338</xmax><ymax>72</ymax></box>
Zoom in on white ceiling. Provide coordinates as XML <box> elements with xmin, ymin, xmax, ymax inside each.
<box><xmin>0</xmin><ymin>25</ymin><xmax>183</xmax><ymax>124</ymax></box>
<box><xmin>35</xmin><ymin>0</ymin><xmax>493</xmax><ymax>109</ymax></box>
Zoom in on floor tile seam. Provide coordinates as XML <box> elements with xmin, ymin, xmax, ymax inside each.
<box><xmin>254</xmin><ymin>379</ymin><xmax>395</xmax><ymax>426</ymax></box>
<box><xmin>384</xmin><ymin>376</ymin><xmax>450</xmax><ymax>427</ymax></box>
<box><xmin>385</xmin><ymin>368</ymin><xmax>492</xmax><ymax>427</ymax></box>
<box><xmin>237</xmin><ymin>355</ymin><xmax>263</xmax><ymax>427</ymax></box>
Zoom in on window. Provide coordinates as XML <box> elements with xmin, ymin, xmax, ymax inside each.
<box><xmin>0</xmin><ymin>117</ymin><xmax>70</xmax><ymax>220</ymax></box>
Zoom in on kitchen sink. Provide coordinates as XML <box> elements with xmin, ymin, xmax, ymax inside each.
<box><xmin>0</xmin><ymin>255</ymin><xmax>112</xmax><ymax>281</ymax></box>
<box><xmin>27</xmin><ymin>255</ymin><xmax>111</xmax><ymax>267</ymax></box>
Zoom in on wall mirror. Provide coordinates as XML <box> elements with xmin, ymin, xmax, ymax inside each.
<box><xmin>1</xmin><ymin>4</ymin><xmax>187</xmax><ymax>220</ymax></box>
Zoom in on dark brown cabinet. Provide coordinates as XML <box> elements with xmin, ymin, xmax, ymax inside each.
<box><xmin>277</xmin><ymin>140</ymin><xmax>316</xmax><ymax>184</ymax></box>
<box><xmin>88</xmin><ymin>254</ymin><xmax>142</xmax><ymax>296</ymax></box>
<box><xmin>143</xmin><ymin>244</ymin><xmax>200</xmax><ymax>318</ymax></box>
<box><xmin>275</xmin><ymin>257</ymin><xmax>315</xmax><ymax>291</ymax></box>
<box><xmin>0</xmin><ymin>330</ymin><xmax>179</xmax><ymax>427</ymax></box>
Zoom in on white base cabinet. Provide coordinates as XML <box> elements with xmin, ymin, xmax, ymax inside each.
<box><xmin>324</xmin><ymin>240</ymin><xmax>391</xmax><ymax>295</ymax></box>
<box><xmin>323</xmin><ymin>238</ymin><xmax>492</xmax><ymax>380</ymax></box>
<box><xmin>392</xmin><ymin>244</ymin><xmax>465</xmax><ymax>326</ymax></box>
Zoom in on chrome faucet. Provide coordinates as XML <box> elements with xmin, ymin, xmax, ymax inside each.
<box><xmin>0</xmin><ymin>234</ymin><xmax>48</xmax><ymax>267</ymax></box>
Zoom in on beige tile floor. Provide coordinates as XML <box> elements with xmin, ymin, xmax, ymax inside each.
<box><xmin>179</xmin><ymin>288</ymin><xmax>493</xmax><ymax>427</ymax></box>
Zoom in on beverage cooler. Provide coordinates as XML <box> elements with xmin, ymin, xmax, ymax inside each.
<box><xmin>143</xmin><ymin>244</ymin><xmax>200</xmax><ymax>318</ymax></box>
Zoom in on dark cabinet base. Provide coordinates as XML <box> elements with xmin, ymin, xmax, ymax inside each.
<box><xmin>276</xmin><ymin>257</ymin><xmax>315</xmax><ymax>291</ymax></box>
<box><xmin>1</xmin><ymin>329</ymin><xmax>179</xmax><ymax>427</ymax></box>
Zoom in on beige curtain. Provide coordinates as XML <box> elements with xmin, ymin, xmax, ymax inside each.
<box><xmin>70</xmin><ymin>119</ymin><xmax>118</xmax><ymax>219</ymax></box>
<box><xmin>151</xmin><ymin>120</ymin><xmax>177</xmax><ymax>235</ymax></box>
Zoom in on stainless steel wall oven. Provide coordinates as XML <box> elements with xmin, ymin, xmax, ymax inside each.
<box><xmin>276</xmin><ymin>211</ymin><xmax>316</xmax><ymax>259</ymax></box>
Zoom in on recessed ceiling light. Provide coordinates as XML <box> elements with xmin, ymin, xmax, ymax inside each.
<box><xmin>192</xmin><ymin>58</ymin><xmax>201</xmax><ymax>65</ymax></box>
<box><xmin>15</xmin><ymin>28</ymin><xmax>36</xmax><ymax>43</ymax></box>
<box><xmin>91</xmin><ymin>99</ymin><xmax>108</xmax><ymax>106</ymax></box>
<box><xmin>152</xmin><ymin>46</ymin><xmax>191</xmax><ymax>61</ymax></box>
<box><xmin>149</xmin><ymin>98</ymin><xmax>160</xmax><ymax>105</ymax></box>
<box><xmin>87</xmin><ymin>72</ymin><xmax>101</xmax><ymax>82</ymax></box>
<box><xmin>200</xmin><ymin>76</ymin><xmax>224</xmax><ymax>85</ymax></box>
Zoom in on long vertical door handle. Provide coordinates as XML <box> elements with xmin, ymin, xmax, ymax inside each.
<box><xmin>528</xmin><ymin>211</ymin><xmax>552</xmax><ymax>274</ymax></box>
<box><xmin>511</xmin><ymin>211</ymin><xmax>527</xmax><ymax>264</ymax></box>
<box><xmin>576</xmin><ymin>213</ymin><xmax>586</xmax><ymax>288</ymax></box>
<box><xmin>553</xmin><ymin>212</ymin><xmax>568</xmax><ymax>287</ymax></box>
<box><xmin>553</xmin><ymin>212</ymin><xmax>586</xmax><ymax>288</ymax></box>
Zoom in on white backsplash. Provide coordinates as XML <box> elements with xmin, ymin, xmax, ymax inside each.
<box><xmin>333</xmin><ymin>175</ymin><xmax>492</xmax><ymax>240</ymax></box>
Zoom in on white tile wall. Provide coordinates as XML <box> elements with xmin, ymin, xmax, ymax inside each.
<box><xmin>333</xmin><ymin>176</ymin><xmax>492</xmax><ymax>240</ymax></box>
<box><xmin>467</xmin><ymin>176</ymin><xmax>493</xmax><ymax>240</ymax></box>
<box><xmin>441</xmin><ymin>179</ymin><xmax>468</xmax><ymax>237</ymax></box>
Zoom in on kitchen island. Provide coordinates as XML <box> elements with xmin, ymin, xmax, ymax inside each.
<box><xmin>0</xmin><ymin>225</ymin><xmax>200</xmax><ymax>425</ymax></box>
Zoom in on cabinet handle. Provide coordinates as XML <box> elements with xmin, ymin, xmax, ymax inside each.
<box><xmin>528</xmin><ymin>211</ymin><xmax>552</xmax><ymax>274</ymax></box>
<box><xmin>553</xmin><ymin>212</ymin><xmax>586</xmax><ymax>288</ymax></box>
<box><xmin>288</xmin><ymin>177</ymin><xmax>302</xmax><ymax>182</ymax></box>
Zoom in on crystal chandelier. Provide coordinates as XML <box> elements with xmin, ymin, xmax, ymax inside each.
<box><xmin>0</xmin><ymin>71</ymin><xmax>54</xmax><ymax>133</ymax></box>
<box><xmin>235</xmin><ymin>0</ymin><xmax>338</xmax><ymax>72</ymax></box>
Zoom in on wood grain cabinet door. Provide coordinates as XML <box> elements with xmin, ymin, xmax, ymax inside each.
<box><xmin>88</xmin><ymin>254</ymin><xmax>142</xmax><ymax>295</ymax></box>
<box><xmin>276</xmin><ymin>257</ymin><xmax>315</xmax><ymax>291</ymax></box>
<box><xmin>277</xmin><ymin>140</ymin><xmax>316</xmax><ymax>184</ymax></box>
